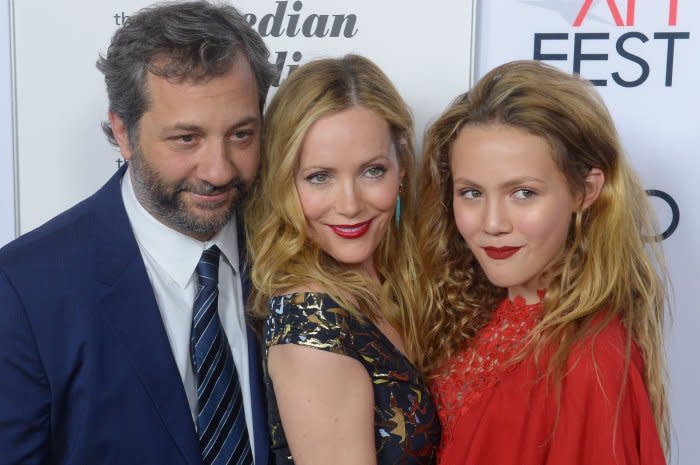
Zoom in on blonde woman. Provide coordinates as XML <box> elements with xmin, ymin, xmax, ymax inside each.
<box><xmin>418</xmin><ymin>60</ymin><xmax>668</xmax><ymax>465</ymax></box>
<box><xmin>246</xmin><ymin>54</ymin><xmax>439</xmax><ymax>465</ymax></box>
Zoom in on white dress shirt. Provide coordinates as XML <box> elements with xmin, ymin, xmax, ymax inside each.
<box><xmin>121</xmin><ymin>169</ymin><xmax>255</xmax><ymax>455</ymax></box>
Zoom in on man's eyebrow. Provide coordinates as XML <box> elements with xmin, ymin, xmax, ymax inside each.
<box><xmin>163</xmin><ymin>115</ymin><xmax>260</xmax><ymax>134</ymax></box>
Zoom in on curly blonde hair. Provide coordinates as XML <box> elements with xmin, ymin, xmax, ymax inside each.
<box><xmin>417</xmin><ymin>60</ymin><xmax>669</xmax><ymax>447</ymax></box>
<box><xmin>246</xmin><ymin>54</ymin><xmax>422</xmax><ymax>361</ymax></box>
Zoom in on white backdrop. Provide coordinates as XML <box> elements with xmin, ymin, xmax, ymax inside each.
<box><xmin>476</xmin><ymin>2</ymin><xmax>697</xmax><ymax>463</ymax></box>
<box><xmin>0</xmin><ymin>0</ymin><xmax>14</xmax><ymax>246</ymax></box>
<box><xmin>4</xmin><ymin>0</ymin><xmax>698</xmax><ymax>463</ymax></box>
<box><xmin>10</xmin><ymin>0</ymin><xmax>475</xmax><ymax>233</ymax></box>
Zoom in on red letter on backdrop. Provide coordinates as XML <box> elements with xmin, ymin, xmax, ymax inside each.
<box><xmin>573</xmin><ymin>0</ymin><xmax>629</xmax><ymax>27</ymax></box>
<box><xmin>669</xmin><ymin>0</ymin><xmax>678</xmax><ymax>26</ymax></box>
<box><xmin>575</xmin><ymin>0</ymin><xmax>677</xmax><ymax>26</ymax></box>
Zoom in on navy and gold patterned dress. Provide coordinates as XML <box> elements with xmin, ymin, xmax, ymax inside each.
<box><xmin>264</xmin><ymin>292</ymin><xmax>440</xmax><ymax>465</ymax></box>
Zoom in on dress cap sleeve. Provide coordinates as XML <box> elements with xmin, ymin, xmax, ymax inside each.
<box><xmin>264</xmin><ymin>292</ymin><xmax>351</xmax><ymax>356</ymax></box>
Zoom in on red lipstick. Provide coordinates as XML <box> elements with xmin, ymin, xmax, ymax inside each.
<box><xmin>329</xmin><ymin>220</ymin><xmax>372</xmax><ymax>239</ymax></box>
<box><xmin>483</xmin><ymin>246</ymin><xmax>521</xmax><ymax>259</ymax></box>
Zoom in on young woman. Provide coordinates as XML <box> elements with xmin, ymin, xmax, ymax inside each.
<box><xmin>246</xmin><ymin>54</ymin><xmax>439</xmax><ymax>465</ymax></box>
<box><xmin>418</xmin><ymin>60</ymin><xmax>668</xmax><ymax>465</ymax></box>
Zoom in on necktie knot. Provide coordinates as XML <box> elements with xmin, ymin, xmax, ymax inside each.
<box><xmin>196</xmin><ymin>245</ymin><xmax>220</xmax><ymax>289</ymax></box>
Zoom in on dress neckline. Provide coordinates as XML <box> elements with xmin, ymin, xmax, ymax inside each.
<box><xmin>505</xmin><ymin>289</ymin><xmax>546</xmax><ymax>311</ymax></box>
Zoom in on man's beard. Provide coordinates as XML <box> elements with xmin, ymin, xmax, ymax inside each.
<box><xmin>128</xmin><ymin>144</ymin><xmax>249</xmax><ymax>238</ymax></box>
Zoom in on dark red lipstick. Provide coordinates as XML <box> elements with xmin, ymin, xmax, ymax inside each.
<box><xmin>483</xmin><ymin>246</ymin><xmax>521</xmax><ymax>260</ymax></box>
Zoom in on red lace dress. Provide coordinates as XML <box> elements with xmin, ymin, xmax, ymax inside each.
<box><xmin>430</xmin><ymin>296</ymin><xmax>666</xmax><ymax>465</ymax></box>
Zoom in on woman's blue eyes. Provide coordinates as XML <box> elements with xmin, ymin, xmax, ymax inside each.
<box><xmin>459</xmin><ymin>189</ymin><xmax>482</xmax><ymax>199</ymax></box>
<box><xmin>306</xmin><ymin>172</ymin><xmax>330</xmax><ymax>184</ymax></box>
<box><xmin>365</xmin><ymin>165</ymin><xmax>387</xmax><ymax>178</ymax></box>
<box><xmin>513</xmin><ymin>189</ymin><xmax>536</xmax><ymax>200</ymax></box>
<box><xmin>305</xmin><ymin>165</ymin><xmax>388</xmax><ymax>184</ymax></box>
<box><xmin>458</xmin><ymin>188</ymin><xmax>536</xmax><ymax>200</ymax></box>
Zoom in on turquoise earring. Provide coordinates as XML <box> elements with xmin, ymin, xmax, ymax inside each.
<box><xmin>395</xmin><ymin>194</ymin><xmax>401</xmax><ymax>227</ymax></box>
<box><xmin>395</xmin><ymin>183</ymin><xmax>403</xmax><ymax>227</ymax></box>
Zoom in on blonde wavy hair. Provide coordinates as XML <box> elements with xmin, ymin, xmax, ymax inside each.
<box><xmin>247</xmin><ymin>54</ymin><xmax>422</xmax><ymax>361</ymax></box>
<box><xmin>417</xmin><ymin>60</ymin><xmax>669</xmax><ymax>447</ymax></box>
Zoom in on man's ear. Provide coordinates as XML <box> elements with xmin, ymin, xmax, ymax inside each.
<box><xmin>580</xmin><ymin>167</ymin><xmax>605</xmax><ymax>210</ymax></box>
<box><xmin>108</xmin><ymin>111</ymin><xmax>133</xmax><ymax>161</ymax></box>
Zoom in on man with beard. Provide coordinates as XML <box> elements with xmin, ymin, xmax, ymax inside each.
<box><xmin>0</xmin><ymin>2</ymin><xmax>276</xmax><ymax>464</ymax></box>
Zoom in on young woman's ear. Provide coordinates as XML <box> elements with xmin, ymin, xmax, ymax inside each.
<box><xmin>580</xmin><ymin>167</ymin><xmax>605</xmax><ymax>210</ymax></box>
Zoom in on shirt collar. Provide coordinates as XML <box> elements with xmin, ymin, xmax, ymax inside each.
<box><xmin>121</xmin><ymin>168</ymin><xmax>240</xmax><ymax>288</ymax></box>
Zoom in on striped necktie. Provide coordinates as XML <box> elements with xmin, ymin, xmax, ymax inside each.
<box><xmin>191</xmin><ymin>245</ymin><xmax>253</xmax><ymax>465</ymax></box>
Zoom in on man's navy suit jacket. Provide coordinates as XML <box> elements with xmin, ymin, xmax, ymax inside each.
<box><xmin>0</xmin><ymin>165</ymin><xmax>270</xmax><ymax>465</ymax></box>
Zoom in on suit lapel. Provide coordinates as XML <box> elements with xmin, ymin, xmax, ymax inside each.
<box><xmin>236</xmin><ymin>211</ymin><xmax>252</xmax><ymax>309</ymax></box>
<box><xmin>92</xmin><ymin>167</ymin><xmax>202</xmax><ymax>465</ymax></box>
<box><xmin>238</xmin><ymin>213</ymin><xmax>271</xmax><ymax>465</ymax></box>
<box><xmin>91</xmin><ymin>170</ymin><xmax>269</xmax><ymax>465</ymax></box>
<box><xmin>246</xmin><ymin>326</ymin><xmax>270</xmax><ymax>465</ymax></box>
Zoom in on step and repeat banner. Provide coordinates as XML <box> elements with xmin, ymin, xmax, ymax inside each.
<box><xmin>476</xmin><ymin>2</ymin><xmax>696</xmax><ymax>462</ymax></box>
<box><xmin>10</xmin><ymin>0</ymin><xmax>475</xmax><ymax>233</ymax></box>
<box><xmin>1</xmin><ymin>1</ymin><xmax>14</xmax><ymax>247</ymax></box>
<box><xmin>6</xmin><ymin>0</ymin><xmax>698</xmax><ymax>463</ymax></box>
